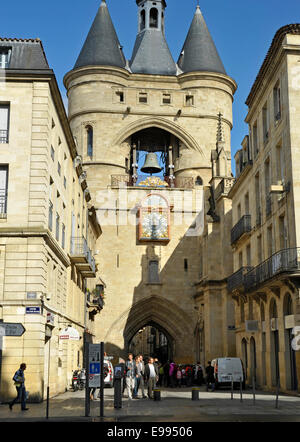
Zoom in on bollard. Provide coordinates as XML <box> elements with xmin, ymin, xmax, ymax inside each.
<box><xmin>275</xmin><ymin>377</ymin><xmax>280</xmax><ymax>409</ymax></box>
<box><xmin>240</xmin><ymin>377</ymin><xmax>243</xmax><ymax>402</ymax></box>
<box><xmin>192</xmin><ymin>388</ymin><xmax>200</xmax><ymax>401</ymax></box>
<box><xmin>252</xmin><ymin>375</ymin><xmax>256</xmax><ymax>405</ymax></box>
<box><xmin>154</xmin><ymin>389</ymin><xmax>161</xmax><ymax>401</ymax></box>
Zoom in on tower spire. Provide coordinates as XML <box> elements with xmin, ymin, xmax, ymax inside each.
<box><xmin>74</xmin><ymin>1</ymin><xmax>126</xmax><ymax>69</ymax></box>
<box><xmin>178</xmin><ymin>5</ymin><xmax>226</xmax><ymax>74</ymax></box>
<box><xmin>130</xmin><ymin>0</ymin><xmax>177</xmax><ymax>75</ymax></box>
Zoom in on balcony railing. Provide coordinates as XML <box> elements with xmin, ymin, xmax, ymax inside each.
<box><xmin>227</xmin><ymin>266</ymin><xmax>253</xmax><ymax>292</ymax></box>
<box><xmin>244</xmin><ymin>247</ymin><xmax>300</xmax><ymax>292</ymax></box>
<box><xmin>231</xmin><ymin>215</ymin><xmax>251</xmax><ymax>245</ymax></box>
<box><xmin>0</xmin><ymin>189</ymin><xmax>7</xmax><ymax>218</ymax></box>
<box><xmin>111</xmin><ymin>174</ymin><xmax>195</xmax><ymax>189</ymax></box>
<box><xmin>70</xmin><ymin>236</ymin><xmax>96</xmax><ymax>277</ymax></box>
<box><xmin>0</xmin><ymin>130</ymin><xmax>8</xmax><ymax>144</ymax></box>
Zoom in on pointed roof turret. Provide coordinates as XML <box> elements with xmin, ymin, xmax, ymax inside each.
<box><xmin>130</xmin><ymin>0</ymin><xmax>177</xmax><ymax>76</ymax></box>
<box><xmin>74</xmin><ymin>0</ymin><xmax>126</xmax><ymax>70</ymax></box>
<box><xmin>178</xmin><ymin>5</ymin><xmax>226</xmax><ymax>75</ymax></box>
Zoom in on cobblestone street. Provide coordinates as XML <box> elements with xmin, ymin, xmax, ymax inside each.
<box><xmin>1</xmin><ymin>386</ymin><xmax>300</xmax><ymax>422</ymax></box>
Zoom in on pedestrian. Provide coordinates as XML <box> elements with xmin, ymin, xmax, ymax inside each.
<box><xmin>9</xmin><ymin>363</ymin><xmax>29</xmax><ymax>411</ymax></box>
<box><xmin>125</xmin><ymin>353</ymin><xmax>137</xmax><ymax>400</ymax></box>
<box><xmin>176</xmin><ymin>366</ymin><xmax>182</xmax><ymax>387</ymax></box>
<box><xmin>196</xmin><ymin>362</ymin><xmax>204</xmax><ymax>386</ymax></box>
<box><xmin>144</xmin><ymin>357</ymin><xmax>159</xmax><ymax>399</ymax></box>
<box><xmin>158</xmin><ymin>364</ymin><xmax>164</xmax><ymax>387</ymax></box>
<box><xmin>181</xmin><ymin>365</ymin><xmax>186</xmax><ymax>386</ymax></box>
<box><xmin>137</xmin><ymin>354</ymin><xmax>147</xmax><ymax>398</ymax></box>
<box><xmin>169</xmin><ymin>361</ymin><xmax>176</xmax><ymax>388</ymax></box>
<box><xmin>205</xmin><ymin>361</ymin><xmax>215</xmax><ymax>392</ymax></box>
<box><xmin>163</xmin><ymin>361</ymin><xmax>170</xmax><ymax>387</ymax></box>
<box><xmin>133</xmin><ymin>356</ymin><xmax>140</xmax><ymax>399</ymax></box>
<box><xmin>186</xmin><ymin>364</ymin><xmax>193</xmax><ymax>387</ymax></box>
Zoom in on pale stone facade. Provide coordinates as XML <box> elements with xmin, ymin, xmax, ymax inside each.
<box><xmin>227</xmin><ymin>26</ymin><xmax>300</xmax><ymax>393</ymax></box>
<box><xmin>0</xmin><ymin>39</ymin><xmax>102</xmax><ymax>402</ymax></box>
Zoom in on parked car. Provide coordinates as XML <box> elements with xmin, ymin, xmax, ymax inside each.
<box><xmin>104</xmin><ymin>358</ymin><xmax>114</xmax><ymax>388</ymax></box>
<box><xmin>211</xmin><ymin>358</ymin><xmax>245</xmax><ymax>389</ymax></box>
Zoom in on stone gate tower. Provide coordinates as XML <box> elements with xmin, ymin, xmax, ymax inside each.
<box><xmin>64</xmin><ymin>0</ymin><xmax>237</xmax><ymax>363</ymax></box>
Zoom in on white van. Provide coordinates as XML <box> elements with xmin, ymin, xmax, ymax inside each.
<box><xmin>211</xmin><ymin>358</ymin><xmax>245</xmax><ymax>389</ymax></box>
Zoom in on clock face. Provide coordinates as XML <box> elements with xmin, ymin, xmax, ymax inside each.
<box><xmin>140</xmin><ymin>211</ymin><xmax>169</xmax><ymax>240</ymax></box>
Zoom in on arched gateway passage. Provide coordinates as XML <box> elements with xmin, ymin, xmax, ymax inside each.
<box><xmin>129</xmin><ymin>322</ymin><xmax>173</xmax><ymax>363</ymax></box>
<box><xmin>104</xmin><ymin>296</ymin><xmax>195</xmax><ymax>363</ymax></box>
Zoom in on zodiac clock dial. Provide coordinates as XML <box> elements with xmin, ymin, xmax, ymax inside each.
<box><xmin>140</xmin><ymin>211</ymin><xmax>169</xmax><ymax>240</ymax></box>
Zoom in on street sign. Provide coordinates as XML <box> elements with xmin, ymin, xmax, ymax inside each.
<box><xmin>59</xmin><ymin>327</ymin><xmax>80</xmax><ymax>340</ymax></box>
<box><xmin>88</xmin><ymin>344</ymin><xmax>101</xmax><ymax>388</ymax></box>
<box><xmin>0</xmin><ymin>323</ymin><xmax>26</xmax><ymax>337</ymax></box>
<box><xmin>25</xmin><ymin>306</ymin><xmax>41</xmax><ymax>314</ymax></box>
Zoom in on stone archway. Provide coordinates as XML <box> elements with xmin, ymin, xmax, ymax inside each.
<box><xmin>112</xmin><ymin>116</ymin><xmax>205</xmax><ymax>156</ymax></box>
<box><xmin>104</xmin><ymin>295</ymin><xmax>195</xmax><ymax>363</ymax></box>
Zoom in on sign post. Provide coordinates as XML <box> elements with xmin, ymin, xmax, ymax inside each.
<box><xmin>100</xmin><ymin>342</ymin><xmax>104</xmax><ymax>418</ymax></box>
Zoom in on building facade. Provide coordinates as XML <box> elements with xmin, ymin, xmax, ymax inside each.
<box><xmin>227</xmin><ymin>25</ymin><xmax>300</xmax><ymax>392</ymax></box>
<box><xmin>0</xmin><ymin>38</ymin><xmax>102</xmax><ymax>402</ymax></box>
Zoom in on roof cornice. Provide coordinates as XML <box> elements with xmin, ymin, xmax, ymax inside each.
<box><xmin>246</xmin><ymin>23</ymin><xmax>300</xmax><ymax>108</ymax></box>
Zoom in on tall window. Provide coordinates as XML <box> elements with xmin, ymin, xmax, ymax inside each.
<box><xmin>56</xmin><ymin>213</ymin><xmax>60</xmax><ymax>241</ymax></box>
<box><xmin>87</xmin><ymin>126</ymin><xmax>93</xmax><ymax>158</ymax></box>
<box><xmin>149</xmin><ymin>8</ymin><xmax>158</xmax><ymax>28</ymax></box>
<box><xmin>148</xmin><ymin>260</ymin><xmax>160</xmax><ymax>283</ymax></box>
<box><xmin>62</xmin><ymin>223</ymin><xmax>66</xmax><ymax>249</ymax></box>
<box><xmin>0</xmin><ymin>104</ymin><xmax>9</xmax><ymax>143</ymax></box>
<box><xmin>0</xmin><ymin>48</ymin><xmax>11</xmax><ymax>69</ymax></box>
<box><xmin>273</xmin><ymin>82</ymin><xmax>281</xmax><ymax>122</ymax></box>
<box><xmin>262</xmin><ymin>103</ymin><xmax>269</xmax><ymax>143</ymax></box>
<box><xmin>276</xmin><ymin>141</ymin><xmax>284</xmax><ymax>184</ymax></box>
<box><xmin>48</xmin><ymin>201</ymin><xmax>53</xmax><ymax>231</ymax></box>
<box><xmin>0</xmin><ymin>165</ymin><xmax>8</xmax><ymax>217</ymax></box>
<box><xmin>252</xmin><ymin>121</ymin><xmax>258</xmax><ymax>158</ymax></box>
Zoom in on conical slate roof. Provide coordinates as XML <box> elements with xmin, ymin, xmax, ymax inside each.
<box><xmin>178</xmin><ymin>6</ymin><xmax>226</xmax><ymax>75</ymax></box>
<box><xmin>74</xmin><ymin>0</ymin><xmax>126</xmax><ymax>70</ymax></box>
<box><xmin>130</xmin><ymin>30</ymin><xmax>177</xmax><ymax>76</ymax></box>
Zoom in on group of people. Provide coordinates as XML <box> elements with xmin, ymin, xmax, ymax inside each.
<box><xmin>124</xmin><ymin>353</ymin><xmax>159</xmax><ymax>400</ymax></box>
<box><xmin>158</xmin><ymin>361</ymin><xmax>205</xmax><ymax>388</ymax></box>
<box><xmin>122</xmin><ymin>355</ymin><xmax>216</xmax><ymax>399</ymax></box>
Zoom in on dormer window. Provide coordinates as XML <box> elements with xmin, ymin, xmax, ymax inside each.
<box><xmin>150</xmin><ymin>8</ymin><xmax>158</xmax><ymax>28</ymax></box>
<box><xmin>0</xmin><ymin>48</ymin><xmax>11</xmax><ymax>69</ymax></box>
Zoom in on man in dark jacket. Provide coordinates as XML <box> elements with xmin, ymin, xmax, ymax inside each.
<box><xmin>205</xmin><ymin>361</ymin><xmax>215</xmax><ymax>392</ymax></box>
<box><xmin>9</xmin><ymin>363</ymin><xmax>29</xmax><ymax>411</ymax></box>
<box><xmin>144</xmin><ymin>357</ymin><xmax>158</xmax><ymax>399</ymax></box>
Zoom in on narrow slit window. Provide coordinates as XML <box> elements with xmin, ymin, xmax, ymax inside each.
<box><xmin>87</xmin><ymin>126</ymin><xmax>93</xmax><ymax>158</ymax></box>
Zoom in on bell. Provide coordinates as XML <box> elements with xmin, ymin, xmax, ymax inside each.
<box><xmin>141</xmin><ymin>152</ymin><xmax>162</xmax><ymax>175</ymax></box>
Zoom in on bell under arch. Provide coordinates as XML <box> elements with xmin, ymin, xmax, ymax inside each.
<box><xmin>112</xmin><ymin>116</ymin><xmax>205</xmax><ymax>156</ymax></box>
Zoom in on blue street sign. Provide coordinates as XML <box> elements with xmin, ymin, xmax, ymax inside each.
<box><xmin>25</xmin><ymin>306</ymin><xmax>41</xmax><ymax>314</ymax></box>
<box><xmin>89</xmin><ymin>362</ymin><xmax>100</xmax><ymax>375</ymax></box>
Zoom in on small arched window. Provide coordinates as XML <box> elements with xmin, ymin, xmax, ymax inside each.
<box><xmin>283</xmin><ymin>293</ymin><xmax>293</xmax><ymax>316</ymax></box>
<box><xmin>86</xmin><ymin>126</ymin><xmax>93</xmax><ymax>158</ymax></box>
<box><xmin>150</xmin><ymin>8</ymin><xmax>158</xmax><ymax>28</ymax></box>
<box><xmin>195</xmin><ymin>176</ymin><xmax>203</xmax><ymax>186</ymax></box>
<box><xmin>140</xmin><ymin>9</ymin><xmax>146</xmax><ymax>31</ymax></box>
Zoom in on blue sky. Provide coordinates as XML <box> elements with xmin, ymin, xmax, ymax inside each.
<box><xmin>1</xmin><ymin>0</ymin><xmax>299</xmax><ymax>166</ymax></box>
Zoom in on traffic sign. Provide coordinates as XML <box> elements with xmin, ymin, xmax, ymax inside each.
<box><xmin>0</xmin><ymin>323</ymin><xmax>26</xmax><ymax>337</ymax></box>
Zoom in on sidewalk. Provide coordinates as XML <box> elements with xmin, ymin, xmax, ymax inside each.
<box><xmin>1</xmin><ymin>386</ymin><xmax>300</xmax><ymax>422</ymax></box>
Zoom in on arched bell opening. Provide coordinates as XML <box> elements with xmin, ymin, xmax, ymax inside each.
<box><xmin>129</xmin><ymin>126</ymin><xmax>181</xmax><ymax>185</ymax></box>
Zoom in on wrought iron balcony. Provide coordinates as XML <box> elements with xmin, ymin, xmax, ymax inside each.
<box><xmin>244</xmin><ymin>247</ymin><xmax>300</xmax><ymax>292</ymax></box>
<box><xmin>70</xmin><ymin>237</ymin><xmax>96</xmax><ymax>277</ymax></box>
<box><xmin>0</xmin><ymin>130</ymin><xmax>8</xmax><ymax>143</ymax></box>
<box><xmin>231</xmin><ymin>215</ymin><xmax>251</xmax><ymax>245</ymax></box>
<box><xmin>0</xmin><ymin>189</ymin><xmax>7</xmax><ymax>218</ymax></box>
<box><xmin>227</xmin><ymin>266</ymin><xmax>253</xmax><ymax>292</ymax></box>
